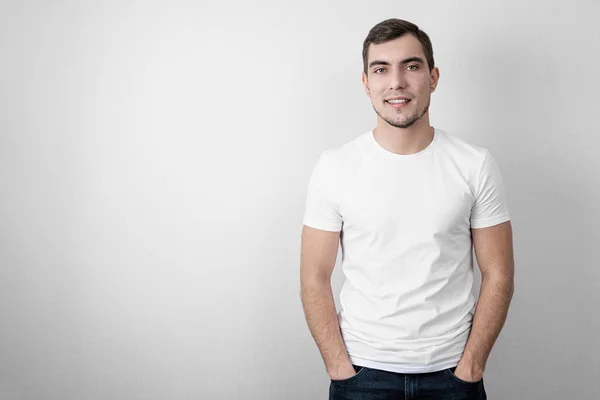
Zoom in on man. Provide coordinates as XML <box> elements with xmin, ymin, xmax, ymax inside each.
<box><xmin>300</xmin><ymin>18</ymin><xmax>514</xmax><ymax>400</ymax></box>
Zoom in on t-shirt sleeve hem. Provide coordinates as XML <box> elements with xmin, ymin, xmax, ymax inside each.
<box><xmin>470</xmin><ymin>214</ymin><xmax>510</xmax><ymax>229</ymax></box>
<box><xmin>302</xmin><ymin>217</ymin><xmax>342</xmax><ymax>232</ymax></box>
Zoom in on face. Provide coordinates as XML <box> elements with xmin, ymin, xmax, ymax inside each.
<box><xmin>362</xmin><ymin>34</ymin><xmax>440</xmax><ymax>129</ymax></box>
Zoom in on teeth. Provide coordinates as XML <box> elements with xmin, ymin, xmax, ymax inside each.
<box><xmin>388</xmin><ymin>99</ymin><xmax>409</xmax><ymax>103</ymax></box>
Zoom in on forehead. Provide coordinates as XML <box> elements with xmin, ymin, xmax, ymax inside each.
<box><xmin>367</xmin><ymin>34</ymin><xmax>425</xmax><ymax>62</ymax></box>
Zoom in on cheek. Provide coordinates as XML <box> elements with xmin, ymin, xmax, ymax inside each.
<box><xmin>375</xmin><ymin>86</ymin><xmax>388</xmax><ymax>99</ymax></box>
<box><xmin>368</xmin><ymin>79</ymin><xmax>385</xmax><ymax>94</ymax></box>
<box><xmin>417</xmin><ymin>78</ymin><xmax>432</xmax><ymax>92</ymax></box>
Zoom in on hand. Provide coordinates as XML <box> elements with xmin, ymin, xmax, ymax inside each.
<box><xmin>453</xmin><ymin>363</ymin><xmax>484</xmax><ymax>383</ymax></box>
<box><xmin>328</xmin><ymin>363</ymin><xmax>358</xmax><ymax>381</ymax></box>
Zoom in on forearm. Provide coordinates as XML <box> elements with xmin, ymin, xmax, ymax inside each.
<box><xmin>460</xmin><ymin>272</ymin><xmax>514</xmax><ymax>375</ymax></box>
<box><xmin>300</xmin><ymin>277</ymin><xmax>351</xmax><ymax>376</ymax></box>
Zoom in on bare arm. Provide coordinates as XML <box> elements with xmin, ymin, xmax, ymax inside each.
<box><xmin>455</xmin><ymin>220</ymin><xmax>515</xmax><ymax>381</ymax></box>
<box><xmin>300</xmin><ymin>225</ymin><xmax>356</xmax><ymax>380</ymax></box>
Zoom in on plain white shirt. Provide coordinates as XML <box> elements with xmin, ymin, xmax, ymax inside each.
<box><xmin>302</xmin><ymin>127</ymin><xmax>511</xmax><ymax>373</ymax></box>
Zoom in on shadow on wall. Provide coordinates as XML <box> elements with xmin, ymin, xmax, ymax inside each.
<box><xmin>465</xmin><ymin>32</ymin><xmax>599</xmax><ymax>399</ymax></box>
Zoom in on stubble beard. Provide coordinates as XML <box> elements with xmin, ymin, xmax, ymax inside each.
<box><xmin>373</xmin><ymin>97</ymin><xmax>431</xmax><ymax>129</ymax></box>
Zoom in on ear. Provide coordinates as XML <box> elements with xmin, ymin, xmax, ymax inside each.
<box><xmin>361</xmin><ymin>71</ymin><xmax>371</xmax><ymax>97</ymax></box>
<box><xmin>430</xmin><ymin>67</ymin><xmax>440</xmax><ymax>93</ymax></box>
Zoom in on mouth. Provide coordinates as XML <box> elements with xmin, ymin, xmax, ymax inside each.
<box><xmin>385</xmin><ymin>97</ymin><xmax>411</xmax><ymax>108</ymax></box>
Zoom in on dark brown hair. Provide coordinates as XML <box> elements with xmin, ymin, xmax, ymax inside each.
<box><xmin>362</xmin><ymin>18</ymin><xmax>435</xmax><ymax>73</ymax></box>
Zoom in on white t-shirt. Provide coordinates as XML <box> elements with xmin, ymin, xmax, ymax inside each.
<box><xmin>302</xmin><ymin>127</ymin><xmax>511</xmax><ymax>374</ymax></box>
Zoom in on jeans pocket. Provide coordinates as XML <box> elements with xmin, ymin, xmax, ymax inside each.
<box><xmin>444</xmin><ymin>367</ymin><xmax>483</xmax><ymax>385</ymax></box>
<box><xmin>330</xmin><ymin>365</ymin><xmax>370</xmax><ymax>383</ymax></box>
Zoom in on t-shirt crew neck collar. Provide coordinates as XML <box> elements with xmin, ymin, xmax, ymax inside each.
<box><xmin>368</xmin><ymin>127</ymin><xmax>438</xmax><ymax>159</ymax></box>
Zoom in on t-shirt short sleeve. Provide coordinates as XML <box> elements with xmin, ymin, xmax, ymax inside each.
<box><xmin>470</xmin><ymin>150</ymin><xmax>511</xmax><ymax>229</ymax></box>
<box><xmin>302</xmin><ymin>150</ymin><xmax>343</xmax><ymax>232</ymax></box>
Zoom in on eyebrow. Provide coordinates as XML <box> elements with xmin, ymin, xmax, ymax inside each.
<box><xmin>368</xmin><ymin>56</ymin><xmax>426</xmax><ymax>69</ymax></box>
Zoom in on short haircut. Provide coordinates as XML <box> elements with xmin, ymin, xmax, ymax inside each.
<box><xmin>362</xmin><ymin>18</ymin><xmax>435</xmax><ymax>73</ymax></box>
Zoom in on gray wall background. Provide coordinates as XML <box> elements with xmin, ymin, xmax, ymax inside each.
<box><xmin>1</xmin><ymin>0</ymin><xmax>599</xmax><ymax>399</ymax></box>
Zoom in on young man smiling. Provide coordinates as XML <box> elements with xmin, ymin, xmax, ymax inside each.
<box><xmin>300</xmin><ymin>18</ymin><xmax>514</xmax><ymax>399</ymax></box>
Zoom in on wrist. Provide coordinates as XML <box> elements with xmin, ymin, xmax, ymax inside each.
<box><xmin>328</xmin><ymin>361</ymin><xmax>355</xmax><ymax>380</ymax></box>
<box><xmin>456</xmin><ymin>359</ymin><xmax>485</xmax><ymax>380</ymax></box>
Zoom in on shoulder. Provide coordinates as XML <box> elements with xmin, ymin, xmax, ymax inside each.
<box><xmin>436</xmin><ymin>128</ymin><xmax>493</xmax><ymax>177</ymax></box>
<box><xmin>435</xmin><ymin>129</ymin><xmax>497</xmax><ymax>196</ymax></box>
<box><xmin>436</xmin><ymin>128</ymin><xmax>489</xmax><ymax>162</ymax></box>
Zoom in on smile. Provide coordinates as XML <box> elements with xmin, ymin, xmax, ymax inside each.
<box><xmin>386</xmin><ymin>99</ymin><xmax>411</xmax><ymax>108</ymax></box>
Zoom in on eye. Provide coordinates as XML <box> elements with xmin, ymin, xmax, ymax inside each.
<box><xmin>407</xmin><ymin>65</ymin><xmax>419</xmax><ymax>71</ymax></box>
<box><xmin>374</xmin><ymin>67</ymin><xmax>386</xmax><ymax>73</ymax></box>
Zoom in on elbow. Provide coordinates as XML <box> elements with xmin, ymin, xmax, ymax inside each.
<box><xmin>482</xmin><ymin>270</ymin><xmax>514</xmax><ymax>296</ymax></box>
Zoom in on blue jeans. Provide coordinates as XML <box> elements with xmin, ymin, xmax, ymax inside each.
<box><xmin>329</xmin><ymin>364</ymin><xmax>487</xmax><ymax>399</ymax></box>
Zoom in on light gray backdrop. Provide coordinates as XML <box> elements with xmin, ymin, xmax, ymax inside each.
<box><xmin>1</xmin><ymin>0</ymin><xmax>598</xmax><ymax>399</ymax></box>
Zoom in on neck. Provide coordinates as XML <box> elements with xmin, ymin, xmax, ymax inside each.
<box><xmin>373</xmin><ymin>116</ymin><xmax>434</xmax><ymax>155</ymax></box>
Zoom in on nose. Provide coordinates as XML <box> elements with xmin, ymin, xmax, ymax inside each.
<box><xmin>389</xmin><ymin>68</ymin><xmax>407</xmax><ymax>90</ymax></box>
